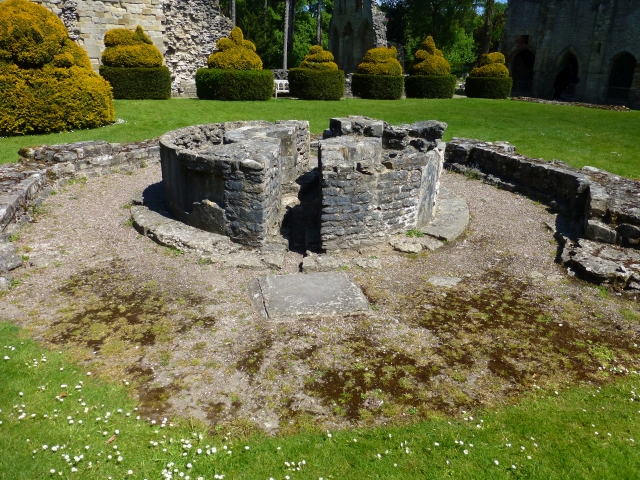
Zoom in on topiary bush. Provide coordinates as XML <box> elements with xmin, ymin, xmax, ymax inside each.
<box><xmin>196</xmin><ymin>26</ymin><xmax>271</xmax><ymax>101</ymax></box>
<box><xmin>406</xmin><ymin>36</ymin><xmax>455</xmax><ymax>99</ymax></box>
<box><xmin>99</xmin><ymin>26</ymin><xmax>170</xmax><ymax>99</ymax></box>
<box><xmin>352</xmin><ymin>46</ymin><xmax>403</xmax><ymax>100</ymax></box>
<box><xmin>195</xmin><ymin>68</ymin><xmax>273</xmax><ymax>101</ymax></box>
<box><xmin>288</xmin><ymin>46</ymin><xmax>344</xmax><ymax>100</ymax></box>
<box><xmin>465</xmin><ymin>52</ymin><xmax>513</xmax><ymax>99</ymax></box>
<box><xmin>0</xmin><ymin>0</ymin><xmax>114</xmax><ymax>136</ymax></box>
<box><xmin>207</xmin><ymin>26</ymin><xmax>263</xmax><ymax>71</ymax></box>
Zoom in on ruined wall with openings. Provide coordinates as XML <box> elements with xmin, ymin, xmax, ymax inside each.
<box><xmin>502</xmin><ymin>0</ymin><xmax>640</xmax><ymax>109</ymax></box>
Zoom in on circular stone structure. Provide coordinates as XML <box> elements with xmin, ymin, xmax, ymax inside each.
<box><xmin>157</xmin><ymin>116</ymin><xmax>452</xmax><ymax>253</ymax></box>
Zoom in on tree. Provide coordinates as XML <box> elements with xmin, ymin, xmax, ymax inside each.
<box><xmin>316</xmin><ymin>0</ymin><xmax>322</xmax><ymax>45</ymax></box>
<box><xmin>283</xmin><ymin>0</ymin><xmax>290</xmax><ymax>68</ymax></box>
<box><xmin>479</xmin><ymin>0</ymin><xmax>494</xmax><ymax>54</ymax></box>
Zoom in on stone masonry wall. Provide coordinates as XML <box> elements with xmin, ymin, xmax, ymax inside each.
<box><xmin>319</xmin><ymin>117</ymin><xmax>446</xmax><ymax>251</ymax></box>
<box><xmin>2</xmin><ymin>0</ymin><xmax>232</xmax><ymax>96</ymax></box>
<box><xmin>502</xmin><ymin>0</ymin><xmax>640</xmax><ymax>108</ymax></box>
<box><xmin>159</xmin><ymin>121</ymin><xmax>310</xmax><ymax>247</ymax></box>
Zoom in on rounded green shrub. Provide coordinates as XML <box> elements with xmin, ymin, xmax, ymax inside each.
<box><xmin>352</xmin><ymin>74</ymin><xmax>404</xmax><ymax>100</ymax></box>
<box><xmin>99</xmin><ymin>66</ymin><xmax>171</xmax><ymax>99</ymax></box>
<box><xmin>466</xmin><ymin>52</ymin><xmax>513</xmax><ymax>99</ymax></box>
<box><xmin>357</xmin><ymin>46</ymin><xmax>402</xmax><ymax>76</ymax></box>
<box><xmin>288</xmin><ymin>46</ymin><xmax>343</xmax><ymax>100</ymax></box>
<box><xmin>352</xmin><ymin>46</ymin><xmax>403</xmax><ymax>100</ymax></box>
<box><xmin>207</xmin><ymin>27</ymin><xmax>262</xmax><ymax>71</ymax></box>
<box><xmin>410</xmin><ymin>37</ymin><xmax>451</xmax><ymax>76</ymax></box>
<box><xmin>100</xmin><ymin>26</ymin><xmax>170</xmax><ymax>99</ymax></box>
<box><xmin>465</xmin><ymin>76</ymin><xmax>513</xmax><ymax>99</ymax></box>
<box><xmin>0</xmin><ymin>0</ymin><xmax>114</xmax><ymax>136</ymax></box>
<box><xmin>405</xmin><ymin>74</ymin><xmax>456</xmax><ymax>99</ymax></box>
<box><xmin>195</xmin><ymin>68</ymin><xmax>273</xmax><ymax>100</ymax></box>
<box><xmin>101</xmin><ymin>26</ymin><xmax>162</xmax><ymax>68</ymax></box>
<box><xmin>289</xmin><ymin>67</ymin><xmax>344</xmax><ymax>100</ymax></box>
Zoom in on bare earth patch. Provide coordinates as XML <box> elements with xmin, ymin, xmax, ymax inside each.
<box><xmin>1</xmin><ymin>165</ymin><xmax>639</xmax><ymax>436</ymax></box>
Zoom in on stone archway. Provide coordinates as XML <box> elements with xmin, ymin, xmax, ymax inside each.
<box><xmin>511</xmin><ymin>49</ymin><xmax>535</xmax><ymax>94</ymax></box>
<box><xmin>607</xmin><ymin>52</ymin><xmax>637</xmax><ymax>102</ymax></box>
<box><xmin>355</xmin><ymin>20</ymin><xmax>373</xmax><ymax>69</ymax></box>
<box><xmin>553</xmin><ymin>48</ymin><xmax>581</xmax><ymax>100</ymax></box>
<box><xmin>342</xmin><ymin>22</ymin><xmax>355</xmax><ymax>73</ymax></box>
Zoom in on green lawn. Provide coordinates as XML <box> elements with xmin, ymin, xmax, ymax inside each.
<box><xmin>1</xmin><ymin>320</ymin><xmax>640</xmax><ymax>479</ymax></box>
<box><xmin>2</xmin><ymin>97</ymin><xmax>640</xmax><ymax>177</ymax></box>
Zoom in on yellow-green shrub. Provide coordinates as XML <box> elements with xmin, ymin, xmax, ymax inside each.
<box><xmin>207</xmin><ymin>27</ymin><xmax>262</xmax><ymax>70</ymax></box>
<box><xmin>0</xmin><ymin>0</ymin><xmax>114</xmax><ymax>135</ymax></box>
<box><xmin>470</xmin><ymin>52</ymin><xmax>510</xmax><ymax>78</ymax></box>
<box><xmin>357</xmin><ymin>46</ymin><xmax>402</xmax><ymax>76</ymax></box>
<box><xmin>299</xmin><ymin>45</ymin><xmax>338</xmax><ymax>70</ymax></box>
<box><xmin>410</xmin><ymin>36</ymin><xmax>451</xmax><ymax>76</ymax></box>
<box><xmin>0</xmin><ymin>64</ymin><xmax>115</xmax><ymax>135</ymax></box>
<box><xmin>101</xmin><ymin>26</ymin><xmax>163</xmax><ymax>68</ymax></box>
<box><xmin>0</xmin><ymin>0</ymin><xmax>67</xmax><ymax>68</ymax></box>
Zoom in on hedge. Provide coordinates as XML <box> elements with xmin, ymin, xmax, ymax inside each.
<box><xmin>99</xmin><ymin>66</ymin><xmax>171</xmax><ymax>99</ymax></box>
<box><xmin>352</xmin><ymin>73</ymin><xmax>403</xmax><ymax>100</ymax></box>
<box><xmin>288</xmin><ymin>68</ymin><xmax>344</xmax><ymax>100</ymax></box>
<box><xmin>405</xmin><ymin>74</ymin><xmax>456</xmax><ymax>99</ymax></box>
<box><xmin>195</xmin><ymin>68</ymin><xmax>273</xmax><ymax>100</ymax></box>
<box><xmin>465</xmin><ymin>76</ymin><xmax>513</xmax><ymax>99</ymax></box>
<box><xmin>208</xmin><ymin>27</ymin><xmax>262</xmax><ymax>71</ymax></box>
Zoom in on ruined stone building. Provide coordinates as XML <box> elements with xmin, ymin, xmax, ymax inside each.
<box><xmin>502</xmin><ymin>0</ymin><xmax>640</xmax><ymax>108</ymax></box>
<box><xmin>328</xmin><ymin>0</ymin><xmax>387</xmax><ymax>74</ymax></box>
<box><xmin>1</xmin><ymin>0</ymin><xmax>232</xmax><ymax>96</ymax></box>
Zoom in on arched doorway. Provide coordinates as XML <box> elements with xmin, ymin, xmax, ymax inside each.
<box><xmin>342</xmin><ymin>22</ymin><xmax>355</xmax><ymax>73</ymax></box>
<box><xmin>553</xmin><ymin>51</ymin><xmax>580</xmax><ymax>100</ymax></box>
<box><xmin>607</xmin><ymin>52</ymin><xmax>637</xmax><ymax>102</ymax></box>
<box><xmin>511</xmin><ymin>49</ymin><xmax>535</xmax><ymax>94</ymax></box>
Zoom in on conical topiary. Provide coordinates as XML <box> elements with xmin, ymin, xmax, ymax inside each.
<box><xmin>101</xmin><ymin>26</ymin><xmax>163</xmax><ymax>68</ymax></box>
<box><xmin>207</xmin><ymin>26</ymin><xmax>263</xmax><ymax>71</ymax></box>
<box><xmin>357</xmin><ymin>46</ymin><xmax>402</xmax><ymax>76</ymax></box>
<box><xmin>0</xmin><ymin>0</ymin><xmax>114</xmax><ymax>135</ymax></box>
<box><xmin>465</xmin><ymin>52</ymin><xmax>513</xmax><ymax>99</ymax></box>
<box><xmin>410</xmin><ymin>36</ymin><xmax>451</xmax><ymax>76</ymax></box>
<box><xmin>300</xmin><ymin>45</ymin><xmax>338</xmax><ymax>70</ymax></box>
<box><xmin>288</xmin><ymin>45</ymin><xmax>344</xmax><ymax>100</ymax></box>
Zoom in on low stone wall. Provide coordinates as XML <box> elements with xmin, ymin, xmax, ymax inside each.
<box><xmin>445</xmin><ymin>138</ymin><xmax>640</xmax><ymax>288</ymax></box>
<box><xmin>319</xmin><ymin>116</ymin><xmax>446</xmax><ymax>251</ymax></box>
<box><xmin>1</xmin><ymin>139</ymin><xmax>161</xmax><ymax>233</ymax></box>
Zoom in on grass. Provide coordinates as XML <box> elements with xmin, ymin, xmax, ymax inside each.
<box><xmin>1</xmin><ymin>98</ymin><xmax>640</xmax><ymax>177</ymax></box>
<box><xmin>2</xmin><ymin>320</ymin><xmax>640</xmax><ymax>479</ymax></box>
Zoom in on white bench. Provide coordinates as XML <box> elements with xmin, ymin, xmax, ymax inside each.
<box><xmin>274</xmin><ymin>79</ymin><xmax>289</xmax><ymax>98</ymax></box>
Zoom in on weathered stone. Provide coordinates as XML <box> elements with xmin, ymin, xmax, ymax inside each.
<box><xmin>389</xmin><ymin>239</ymin><xmax>422</xmax><ymax>254</ymax></box>
<box><xmin>301</xmin><ymin>252</ymin><xmax>349</xmax><ymax>273</ymax></box>
<box><xmin>257</xmin><ymin>272</ymin><xmax>370</xmax><ymax>319</ymax></box>
<box><xmin>0</xmin><ymin>276</ymin><xmax>8</xmax><ymax>292</ymax></box>
<box><xmin>421</xmin><ymin>188</ymin><xmax>469</xmax><ymax>242</ymax></box>
<box><xmin>0</xmin><ymin>240</ymin><xmax>21</xmax><ymax>273</ymax></box>
<box><xmin>355</xmin><ymin>257</ymin><xmax>382</xmax><ymax>269</ymax></box>
<box><xmin>585</xmin><ymin>220</ymin><xmax>617</xmax><ymax>244</ymax></box>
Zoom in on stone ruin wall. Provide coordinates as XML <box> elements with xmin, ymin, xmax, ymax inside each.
<box><xmin>159</xmin><ymin>117</ymin><xmax>446</xmax><ymax>251</ymax></box>
<box><xmin>329</xmin><ymin>0</ymin><xmax>387</xmax><ymax>74</ymax></box>
<box><xmin>502</xmin><ymin>0</ymin><xmax>640</xmax><ymax>108</ymax></box>
<box><xmin>4</xmin><ymin>0</ymin><xmax>233</xmax><ymax>97</ymax></box>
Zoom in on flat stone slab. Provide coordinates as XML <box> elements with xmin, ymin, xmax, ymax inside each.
<box><xmin>427</xmin><ymin>276</ymin><xmax>463</xmax><ymax>288</ymax></box>
<box><xmin>422</xmin><ymin>187</ymin><xmax>470</xmax><ymax>242</ymax></box>
<box><xmin>257</xmin><ymin>272</ymin><xmax>370</xmax><ymax>319</ymax></box>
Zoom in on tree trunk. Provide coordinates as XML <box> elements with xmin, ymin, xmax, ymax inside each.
<box><xmin>287</xmin><ymin>0</ymin><xmax>297</xmax><ymax>59</ymax></box>
<box><xmin>316</xmin><ymin>0</ymin><xmax>322</xmax><ymax>45</ymax></box>
<box><xmin>264</xmin><ymin>0</ymin><xmax>268</xmax><ymax>25</ymax></box>
<box><xmin>283</xmin><ymin>0</ymin><xmax>290</xmax><ymax>69</ymax></box>
<box><xmin>481</xmin><ymin>0</ymin><xmax>495</xmax><ymax>54</ymax></box>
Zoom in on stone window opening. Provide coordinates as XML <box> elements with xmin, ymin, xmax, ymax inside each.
<box><xmin>554</xmin><ymin>51</ymin><xmax>580</xmax><ymax>99</ymax></box>
<box><xmin>606</xmin><ymin>51</ymin><xmax>637</xmax><ymax>102</ymax></box>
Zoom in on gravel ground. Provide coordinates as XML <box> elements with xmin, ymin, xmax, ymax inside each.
<box><xmin>1</xmin><ymin>164</ymin><xmax>638</xmax><ymax>435</ymax></box>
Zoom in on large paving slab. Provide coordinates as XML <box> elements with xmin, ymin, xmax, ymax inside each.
<box><xmin>257</xmin><ymin>272</ymin><xmax>370</xmax><ymax>320</ymax></box>
<box><xmin>421</xmin><ymin>187</ymin><xmax>470</xmax><ymax>242</ymax></box>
